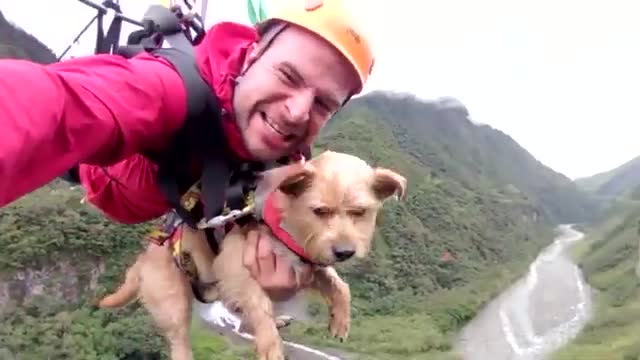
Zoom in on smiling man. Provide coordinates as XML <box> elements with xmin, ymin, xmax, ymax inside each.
<box><xmin>0</xmin><ymin>0</ymin><xmax>374</xmax><ymax>297</ymax></box>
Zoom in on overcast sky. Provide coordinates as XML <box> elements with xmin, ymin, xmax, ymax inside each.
<box><xmin>3</xmin><ymin>0</ymin><xmax>640</xmax><ymax>180</ymax></box>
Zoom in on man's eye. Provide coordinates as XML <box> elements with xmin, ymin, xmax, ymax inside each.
<box><xmin>280</xmin><ymin>69</ymin><xmax>295</xmax><ymax>84</ymax></box>
<box><xmin>312</xmin><ymin>206</ymin><xmax>334</xmax><ymax>217</ymax></box>
<box><xmin>348</xmin><ymin>208</ymin><xmax>366</xmax><ymax>217</ymax></box>
<box><xmin>315</xmin><ymin>99</ymin><xmax>331</xmax><ymax>112</ymax></box>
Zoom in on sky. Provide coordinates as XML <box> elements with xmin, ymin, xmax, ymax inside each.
<box><xmin>3</xmin><ymin>0</ymin><xmax>640</xmax><ymax>180</ymax></box>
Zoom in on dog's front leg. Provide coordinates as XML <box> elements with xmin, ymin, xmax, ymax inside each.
<box><xmin>214</xmin><ymin>228</ymin><xmax>286</xmax><ymax>360</ymax></box>
<box><xmin>310</xmin><ymin>266</ymin><xmax>351</xmax><ymax>341</ymax></box>
<box><xmin>231</xmin><ymin>280</ymin><xmax>285</xmax><ymax>360</ymax></box>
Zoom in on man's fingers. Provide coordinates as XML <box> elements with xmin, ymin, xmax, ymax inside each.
<box><xmin>273</xmin><ymin>255</ymin><xmax>298</xmax><ymax>290</ymax></box>
<box><xmin>243</xmin><ymin>230</ymin><xmax>259</xmax><ymax>275</ymax></box>
<box><xmin>256</xmin><ymin>233</ymin><xmax>276</xmax><ymax>275</ymax></box>
<box><xmin>298</xmin><ymin>265</ymin><xmax>314</xmax><ymax>286</ymax></box>
<box><xmin>267</xmin><ymin>264</ymin><xmax>299</xmax><ymax>301</ymax></box>
<box><xmin>242</xmin><ymin>229</ymin><xmax>302</xmax><ymax>302</ymax></box>
<box><xmin>281</xmin><ymin>258</ymin><xmax>297</xmax><ymax>284</ymax></box>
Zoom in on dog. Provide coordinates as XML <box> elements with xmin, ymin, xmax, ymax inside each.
<box><xmin>97</xmin><ymin>150</ymin><xmax>407</xmax><ymax>360</ymax></box>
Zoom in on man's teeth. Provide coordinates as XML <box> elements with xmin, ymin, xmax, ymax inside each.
<box><xmin>263</xmin><ymin>113</ymin><xmax>292</xmax><ymax>138</ymax></box>
<box><xmin>269</xmin><ymin>121</ymin><xmax>285</xmax><ymax>136</ymax></box>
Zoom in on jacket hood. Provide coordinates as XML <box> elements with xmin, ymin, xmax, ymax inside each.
<box><xmin>195</xmin><ymin>22</ymin><xmax>258</xmax><ymax>160</ymax></box>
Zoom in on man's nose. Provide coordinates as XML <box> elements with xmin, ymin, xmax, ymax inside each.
<box><xmin>285</xmin><ymin>90</ymin><xmax>313</xmax><ymax>124</ymax></box>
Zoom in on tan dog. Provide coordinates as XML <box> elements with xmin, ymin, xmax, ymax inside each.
<box><xmin>97</xmin><ymin>150</ymin><xmax>407</xmax><ymax>360</ymax></box>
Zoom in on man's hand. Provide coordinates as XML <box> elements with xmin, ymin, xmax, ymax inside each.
<box><xmin>242</xmin><ymin>229</ymin><xmax>312</xmax><ymax>301</ymax></box>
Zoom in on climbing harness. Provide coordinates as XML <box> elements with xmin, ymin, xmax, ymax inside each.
<box><xmin>59</xmin><ymin>0</ymin><xmax>206</xmax><ymax>60</ymax></box>
<box><xmin>145</xmin><ymin>181</ymin><xmax>251</xmax><ymax>303</ymax></box>
<box><xmin>59</xmin><ymin>0</ymin><xmax>135</xmax><ymax>60</ymax></box>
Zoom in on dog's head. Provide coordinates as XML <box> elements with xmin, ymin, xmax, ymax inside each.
<box><xmin>267</xmin><ymin>150</ymin><xmax>407</xmax><ymax>266</ymax></box>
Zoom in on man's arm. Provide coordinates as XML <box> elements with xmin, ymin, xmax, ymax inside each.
<box><xmin>0</xmin><ymin>54</ymin><xmax>187</xmax><ymax>207</ymax></box>
<box><xmin>78</xmin><ymin>155</ymin><xmax>172</xmax><ymax>224</ymax></box>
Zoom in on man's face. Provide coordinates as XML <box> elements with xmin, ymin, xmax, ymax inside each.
<box><xmin>233</xmin><ymin>25</ymin><xmax>360</xmax><ymax>161</ymax></box>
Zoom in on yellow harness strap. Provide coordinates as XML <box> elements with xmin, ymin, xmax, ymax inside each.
<box><xmin>144</xmin><ymin>182</ymin><xmax>203</xmax><ymax>281</ymax></box>
<box><xmin>145</xmin><ymin>182</ymin><xmax>202</xmax><ymax>245</ymax></box>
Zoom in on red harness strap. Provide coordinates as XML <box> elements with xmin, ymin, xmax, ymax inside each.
<box><xmin>261</xmin><ymin>192</ymin><xmax>314</xmax><ymax>264</ymax></box>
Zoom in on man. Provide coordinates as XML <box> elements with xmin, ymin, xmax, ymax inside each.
<box><xmin>0</xmin><ymin>0</ymin><xmax>374</xmax><ymax>298</ymax></box>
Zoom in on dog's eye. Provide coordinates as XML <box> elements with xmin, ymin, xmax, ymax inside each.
<box><xmin>348</xmin><ymin>208</ymin><xmax>367</xmax><ymax>217</ymax></box>
<box><xmin>312</xmin><ymin>206</ymin><xmax>333</xmax><ymax>217</ymax></box>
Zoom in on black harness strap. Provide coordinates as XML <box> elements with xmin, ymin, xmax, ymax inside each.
<box><xmin>95</xmin><ymin>7</ymin><xmax>105</xmax><ymax>54</ymax></box>
<box><xmin>126</xmin><ymin>6</ymin><xmax>277</xmax><ymax>228</ymax></box>
<box><xmin>103</xmin><ymin>1</ymin><xmax>124</xmax><ymax>54</ymax></box>
<box><xmin>106</xmin><ymin>4</ymin><xmax>231</xmax><ymax>229</ymax></box>
<box><xmin>94</xmin><ymin>0</ymin><xmax>124</xmax><ymax>55</ymax></box>
<box><xmin>146</xmin><ymin>46</ymin><xmax>233</xmax><ymax>229</ymax></box>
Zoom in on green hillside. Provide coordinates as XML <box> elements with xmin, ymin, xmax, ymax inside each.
<box><xmin>0</xmin><ymin>10</ymin><xmax>601</xmax><ymax>360</ymax></box>
<box><xmin>575</xmin><ymin>167</ymin><xmax>621</xmax><ymax>194</ymax></box>
<box><xmin>552</xmin><ymin>198</ymin><xmax>640</xmax><ymax>359</ymax></box>
<box><xmin>575</xmin><ymin>155</ymin><xmax>640</xmax><ymax>199</ymax></box>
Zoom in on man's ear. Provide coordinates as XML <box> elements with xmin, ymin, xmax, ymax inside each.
<box><xmin>278</xmin><ymin>164</ymin><xmax>315</xmax><ymax>197</ymax></box>
<box><xmin>371</xmin><ymin>168</ymin><xmax>407</xmax><ymax>201</ymax></box>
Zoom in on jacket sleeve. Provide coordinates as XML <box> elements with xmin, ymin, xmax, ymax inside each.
<box><xmin>78</xmin><ymin>155</ymin><xmax>172</xmax><ymax>224</ymax></box>
<box><xmin>0</xmin><ymin>54</ymin><xmax>187</xmax><ymax>207</ymax></box>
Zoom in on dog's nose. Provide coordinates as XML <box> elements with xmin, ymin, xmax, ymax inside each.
<box><xmin>332</xmin><ymin>245</ymin><xmax>355</xmax><ymax>262</ymax></box>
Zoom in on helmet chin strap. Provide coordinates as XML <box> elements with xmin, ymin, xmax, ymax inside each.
<box><xmin>235</xmin><ymin>22</ymin><xmax>289</xmax><ymax>83</ymax></box>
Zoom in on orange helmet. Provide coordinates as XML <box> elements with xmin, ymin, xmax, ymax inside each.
<box><xmin>257</xmin><ymin>0</ymin><xmax>375</xmax><ymax>94</ymax></box>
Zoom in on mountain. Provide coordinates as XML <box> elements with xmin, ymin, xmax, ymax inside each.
<box><xmin>0</xmin><ymin>12</ymin><xmax>601</xmax><ymax>360</ymax></box>
<box><xmin>575</xmin><ymin>155</ymin><xmax>640</xmax><ymax>199</ymax></box>
<box><xmin>0</xmin><ymin>11</ymin><xmax>56</xmax><ymax>63</ymax></box>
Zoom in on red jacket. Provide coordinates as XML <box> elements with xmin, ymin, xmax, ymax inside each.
<box><xmin>0</xmin><ymin>22</ymin><xmax>258</xmax><ymax>223</ymax></box>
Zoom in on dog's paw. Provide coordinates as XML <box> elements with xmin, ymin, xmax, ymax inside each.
<box><xmin>256</xmin><ymin>337</ymin><xmax>286</xmax><ymax>360</ymax></box>
<box><xmin>257</xmin><ymin>346</ymin><xmax>286</xmax><ymax>360</ymax></box>
<box><xmin>328</xmin><ymin>309</ymin><xmax>350</xmax><ymax>342</ymax></box>
<box><xmin>275</xmin><ymin>315</ymin><xmax>294</xmax><ymax>329</ymax></box>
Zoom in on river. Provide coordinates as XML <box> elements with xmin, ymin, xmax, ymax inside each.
<box><xmin>456</xmin><ymin>224</ymin><xmax>593</xmax><ymax>360</ymax></box>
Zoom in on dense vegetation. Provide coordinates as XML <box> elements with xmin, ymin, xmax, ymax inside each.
<box><xmin>0</xmin><ymin>10</ymin><xmax>601</xmax><ymax>360</ymax></box>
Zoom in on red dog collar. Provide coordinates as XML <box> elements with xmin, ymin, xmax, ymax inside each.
<box><xmin>261</xmin><ymin>192</ymin><xmax>314</xmax><ymax>264</ymax></box>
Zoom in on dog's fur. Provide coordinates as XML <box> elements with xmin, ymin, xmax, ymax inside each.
<box><xmin>97</xmin><ymin>150</ymin><xmax>406</xmax><ymax>360</ymax></box>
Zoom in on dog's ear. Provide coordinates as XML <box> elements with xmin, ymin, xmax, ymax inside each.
<box><xmin>371</xmin><ymin>168</ymin><xmax>407</xmax><ymax>201</ymax></box>
<box><xmin>278</xmin><ymin>164</ymin><xmax>315</xmax><ymax>197</ymax></box>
